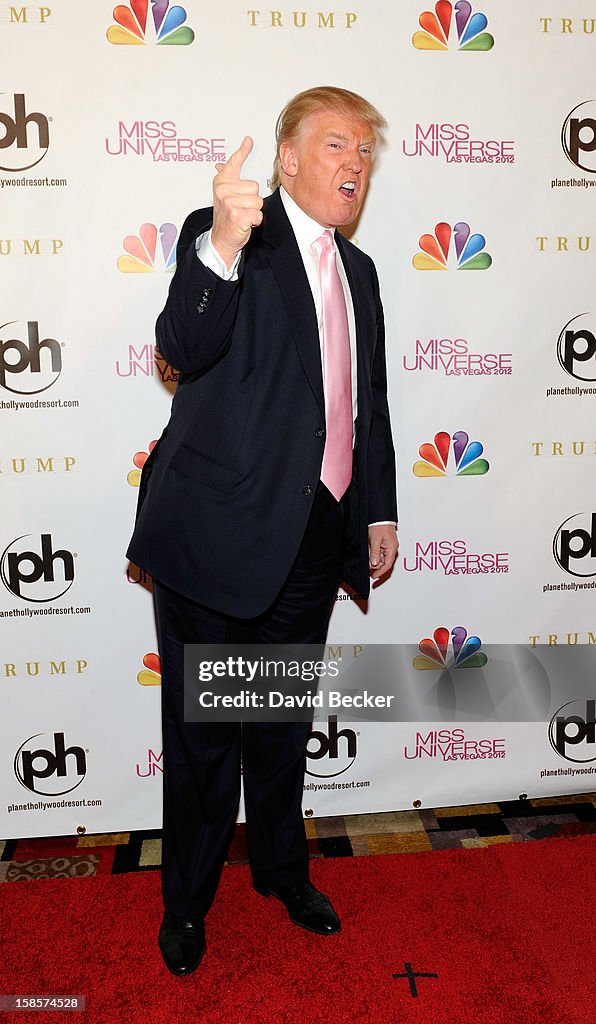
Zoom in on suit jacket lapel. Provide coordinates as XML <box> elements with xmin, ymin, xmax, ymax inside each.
<box><xmin>260</xmin><ymin>190</ymin><xmax>325</xmax><ymax>419</ymax></box>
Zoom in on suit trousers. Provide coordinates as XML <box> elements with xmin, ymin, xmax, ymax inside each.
<box><xmin>153</xmin><ymin>481</ymin><xmax>349</xmax><ymax>920</ymax></box>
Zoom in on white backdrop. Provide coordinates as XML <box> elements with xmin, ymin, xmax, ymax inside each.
<box><xmin>2</xmin><ymin>1</ymin><xmax>596</xmax><ymax>839</ymax></box>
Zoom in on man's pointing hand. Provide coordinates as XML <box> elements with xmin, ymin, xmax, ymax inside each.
<box><xmin>211</xmin><ymin>136</ymin><xmax>263</xmax><ymax>269</ymax></box>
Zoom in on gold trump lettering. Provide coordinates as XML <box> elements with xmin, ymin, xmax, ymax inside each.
<box><xmin>540</xmin><ymin>18</ymin><xmax>596</xmax><ymax>34</ymax></box>
<box><xmin>0</xmin><ymin>456</ymin><xmax>76</xmax><ymax>474</ymax></box>
<box><xmin>0</xmin><ymin>238</ymin><xmax>63</xmax><ymax>256</ymax></box>
<box><xmin>246</xmin><ymin>10</ymin><xmax>357</xmax><ymax>28</ymax></box>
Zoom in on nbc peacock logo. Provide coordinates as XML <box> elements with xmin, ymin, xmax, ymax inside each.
<box><xmin>413</xmin><ymin>1</ymin><xmax>494</xmax><ymax>50</ymax></box>
<box><xmin>107</xmin><ymin>0</ymin><xmax>195</xmax><ymax>45</ymax></box>
<box><xmin>413</xmin><ymin>627</ymin><xmax>488</xmax><ymax>670</ymax></box>
<box><xmin>127</xmin><ymin>441</ymin><xmax>158</xmax><ymax>486</ymax></box>
<box><xmin>413</xmin><ymin>222</ymin><xmax>492</xmax><ymax>270</ymax></box>
<box><xmin>137</xmin><ymin>653</ymin><xmax>161</xmax><ymax>685</ymax></box>
<box><xmin>117</xmin><ymin>223</ymin><xmax>178</xmax><ymax>273</ymax></box>
<box><xmin>413</xmin><ymin>431</ymin><xmax>489</xmax><ymax>477</ymax></box>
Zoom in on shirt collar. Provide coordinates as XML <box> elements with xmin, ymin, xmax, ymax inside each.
<box><xmin>279</xmin><ymin>186</ymin><xmax>335</xmax><ymax>250</ymax></box>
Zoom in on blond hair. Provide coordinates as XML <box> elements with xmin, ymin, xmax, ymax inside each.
<box><xmin>271</xmin><ymin>85</ymin><xmax>387</xmax><ymax>189</ymax></box>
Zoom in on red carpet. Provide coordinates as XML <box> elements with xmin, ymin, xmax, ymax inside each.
<box><xmin>1</xmin><ymin>836</ymin><xmax>594</xmax><ymax>1024</ymax></box>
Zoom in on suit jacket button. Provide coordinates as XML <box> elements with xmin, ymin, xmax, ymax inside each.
<box><xmin>303</xmin><ymin>485</ymin><xmax>313</xmax><ymax>496</ymax></box>
<box><xmin>197</xmin><ymin>302</ymin><xmax>206</xmax><ymax>314</ymax></box>
<box><xmin>315</xmin><ymin>428</ymin><xmax>325</xmax><ymax>438</ymax></box>
<box><xmin>202</xmin><ymin>288</ymin><xmax>211</xmax><ymax>299</ymax></box>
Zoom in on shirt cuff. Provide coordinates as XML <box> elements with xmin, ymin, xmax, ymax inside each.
<box><xmin>368</xmin><ymin>521</ymin><xmax>398</xmax><ymax>528</ymax></box>
<box><xmin>195</xmin><ymin>230</ymin><xmax>241</xmax><ymax>281</ymax></box>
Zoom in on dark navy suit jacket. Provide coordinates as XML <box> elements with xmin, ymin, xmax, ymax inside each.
<box><xmin>127</xmin><ymin>187</ymin><xmax>397</xmax><ymax>616</ymax></box>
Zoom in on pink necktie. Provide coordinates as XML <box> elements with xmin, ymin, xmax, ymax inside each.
<box><xmin>317</xmin><ymin>230</ymin><xmax>353</xmax><ymax>501</ymax></box>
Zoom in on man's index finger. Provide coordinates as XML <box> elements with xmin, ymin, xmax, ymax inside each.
<box><xmin>218</xmin><ymin>135</ymin><xmax>254</xmax><ymax>178</ymax></box>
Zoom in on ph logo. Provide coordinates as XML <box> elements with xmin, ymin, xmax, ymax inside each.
<box><xmin>561</xmin><ymin>101</ymin><xmax>596</xmax><ymax>174</ymax></box>
<box><xmin>14</xmin><ymin>731</ymin><xmax>87</xmax><ymax>795</ymax></box>
<box><xmin>0</xmin><ymin>321</ymin><xmax>62</xmax><ymax>395</ymax></box>
<box><xmin>0</xmin><ymin>93</ymin><xmax>49</xmax><ymax>172</ymax></box>
<box><xmin>553</xmin><ymin>513</ymin><xmax>596</xmax><ymax>578</ymax></box>
<box><xmin>557</xmin><ymin>314</ymin><xmax>596</xmax><ymax>382</ymax></box>
<box><xmin>306</xmin><ymin>715</ymin><xmax>357</xmax><ymax>778</ymax></box>
<box><xmin>549</xmin><ymin>700</ymin><xmax>596</xmax><ymax>763</ymax></box>
<box><xmin>0</xmin><ymin>534</ymin><xmax>75</xmax><ymax>602</ymax></box>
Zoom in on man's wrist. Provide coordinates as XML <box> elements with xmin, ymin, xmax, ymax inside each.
<box><xmin>195</xmin><ymin>230</ymin><xmax>241</xmax><ymax>281</ymax></box>
<box><xmin>210</xmin><ymin>232</ymin><xmax>242</xmax><ymax>271</ymax></box>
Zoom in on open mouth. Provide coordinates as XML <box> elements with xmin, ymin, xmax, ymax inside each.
<box><xmin>338</xmin><ymin>181</ymin><xmax>357</xmax><ymax>198</ymax></box>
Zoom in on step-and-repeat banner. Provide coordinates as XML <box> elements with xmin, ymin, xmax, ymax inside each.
<box><xmin>3</xmin><ymin>2</ymin><xmax>595</xmax><ymax>838</ymax></box>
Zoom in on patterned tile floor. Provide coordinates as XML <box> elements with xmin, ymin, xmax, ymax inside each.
<box><xmin>1</xmin><ymin>793</ymin><xmax>595</xmax><ymax>882</ymax></box>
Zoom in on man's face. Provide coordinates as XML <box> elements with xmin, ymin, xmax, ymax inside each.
<box><xmin>280</xmin><ymin>108</ymin><xmax>376</xmax><ymax>227</ymax></box>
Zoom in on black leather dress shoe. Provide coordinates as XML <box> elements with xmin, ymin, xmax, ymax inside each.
<box><xmin>254</xmin><ymin>881</ymin><xmax>341</xmax><ymax>935</ymax></box>
<box><xmin>158</xmin><ymin>912</ymin><xmax>206</xmax><ymax>976</ymax></box>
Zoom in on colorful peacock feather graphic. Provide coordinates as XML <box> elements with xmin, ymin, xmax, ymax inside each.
<box><xmin>137</xmin><ymin>652</ymin><xmax>162</xmax><ymax>685</ymax></box>
<box><xmin>413</xmin><ymin>222</ymin><xmax>492</xmax><ymax>271</ymax></box>
<box><xmin>413</xmin><ymin>431</ymin><xmax>489</xmax><ymax>477</ymax></box>
<box><xmin>107</xmin><ymin>1</ymin><xmax>195</xmax><ymax>45</ymax></box>
<box><xmin>413</xmin><ymin>1</ymin><xmax>494</xmax><ymax>50</ymax></box>
<box><xmin>127</xmin><ymin>440</ymin><xmax>158</xmax><ymax>486</ymax></box>
<box><xmin>117</xmin><ymin>223</ymin><xmax>178</xmax><ymax>273</ymax></box>
<box><xmin>413</xmin><ymin>627</ymin><xmax>488</xmax><ymax>670</ymax></box>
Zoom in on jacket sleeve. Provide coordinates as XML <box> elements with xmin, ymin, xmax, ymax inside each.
<box><xmin>366</xmin><ymin>263</ymin><xmax>398</xmax><ymax>525</ymax></box>
<box><xmin>155</xmin><ymin>209</ymin><xmax>243</xmax><ymax>374</ymax></box>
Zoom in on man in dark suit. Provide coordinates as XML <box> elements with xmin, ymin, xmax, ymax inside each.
<box><xmin>127</xmin><ymin>86</ymin><xmax>398</xmax><ymax>976</ymax></box>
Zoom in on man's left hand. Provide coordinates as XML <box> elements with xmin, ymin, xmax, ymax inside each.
<box><xmin>368</xmin><ymin>524</ymin><xmax>398</xmax><ymax>581</ymax></box>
